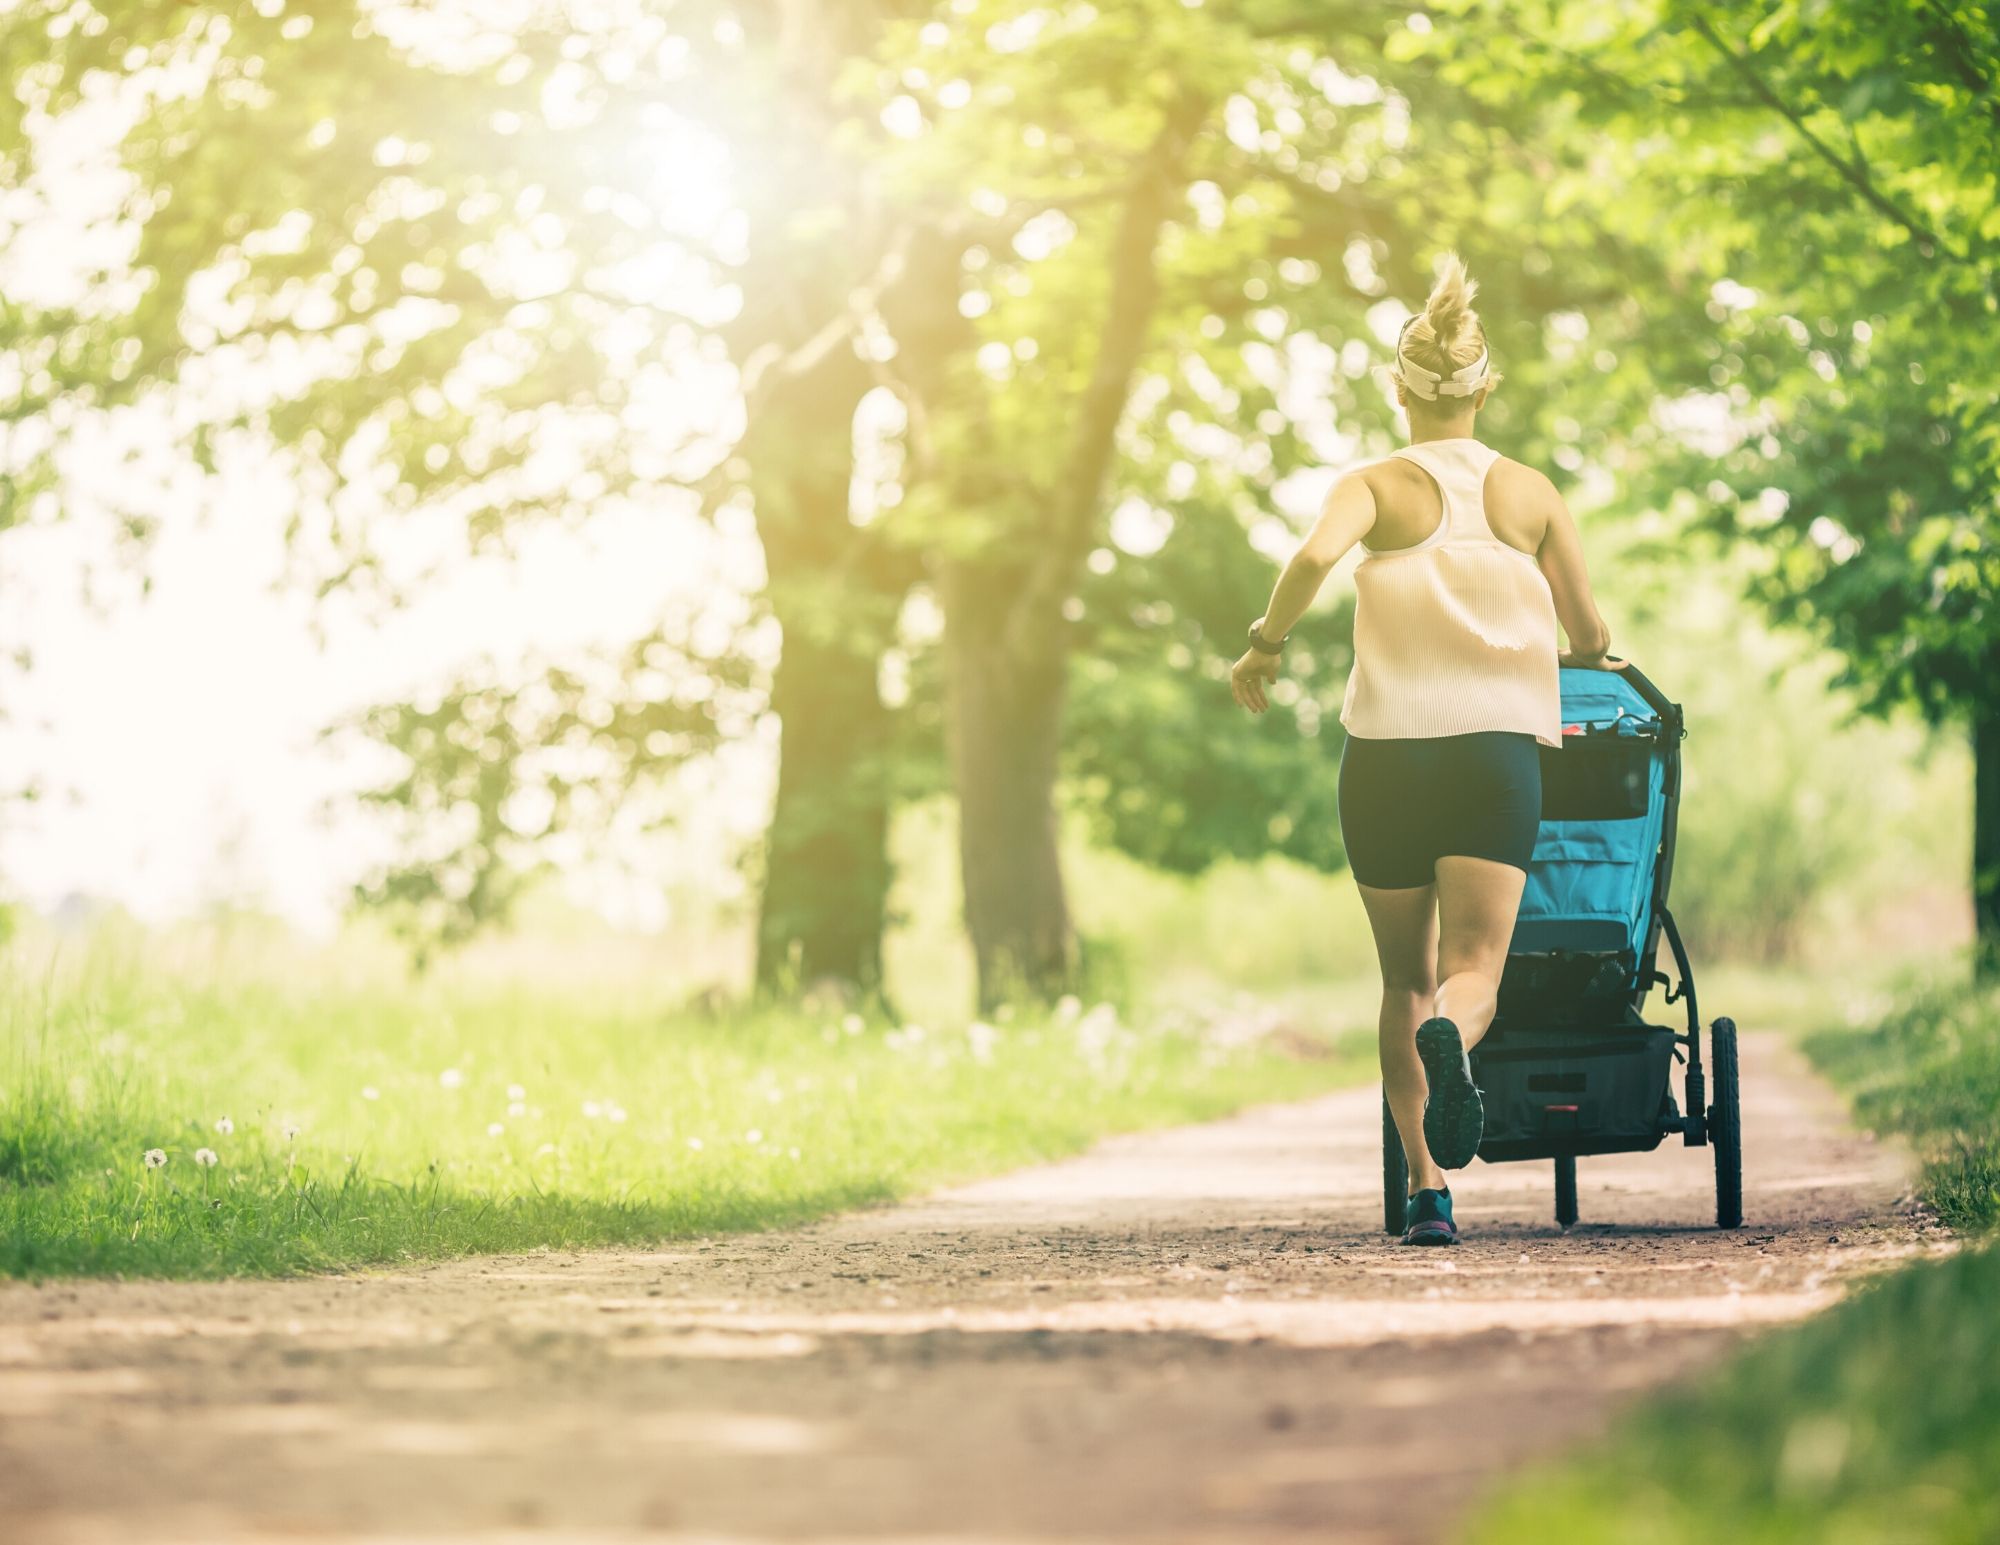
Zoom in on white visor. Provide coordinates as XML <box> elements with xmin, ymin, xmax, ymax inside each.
<box><xmin>1394</xmin><ymin>343</ymin><xmax>1491</xmax><ymax>400</ymax></box>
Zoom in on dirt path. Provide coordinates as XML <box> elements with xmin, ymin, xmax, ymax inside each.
<box><xmin>1</xmin><ymin>1035</ymin><xmax>1940</xmax><ymax>1545</ymax></box>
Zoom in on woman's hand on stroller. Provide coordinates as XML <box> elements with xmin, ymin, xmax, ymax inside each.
<box><xmin>1559</xmin><ymin>651</ymin><xmax>1630</xmax><ymax>672</ymax></box>
<box><xmin>1231</xmin><ymin>649</ymin><xmax>1281</xmax><ymax>715</ymax></box>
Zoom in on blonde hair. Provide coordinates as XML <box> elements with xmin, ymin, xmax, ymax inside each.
<box><xmin>1393</xmin><ymin>253</ymin><xmax>1501</xmax><ymax>408</ymax></box>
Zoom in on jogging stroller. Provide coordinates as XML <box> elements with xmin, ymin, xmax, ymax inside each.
<box><xmin>1382</xmin><ymin>664</ymin><xmax>1743</xmax><ymax>1232</ymax></box>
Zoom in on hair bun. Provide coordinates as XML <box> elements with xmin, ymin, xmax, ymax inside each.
<box><xmin>1424</xmin><ymin>251</ymin><xmax>1479</xmax><ymax>348</ymax></box>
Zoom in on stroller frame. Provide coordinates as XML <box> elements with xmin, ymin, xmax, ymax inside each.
<box><xmin>1381</xmin><ymin>664</ymin><xmax>1744</xmax><ymax>1233</ymax></box>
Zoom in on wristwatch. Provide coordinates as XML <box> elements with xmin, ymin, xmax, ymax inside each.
<box><xmin>1247</xmin><ymin>619</ymin><xmax>1286</xmax><ymax>655</ymax></box>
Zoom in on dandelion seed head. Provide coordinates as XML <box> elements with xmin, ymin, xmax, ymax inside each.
<box><xmin>686</xmin><ymin>1136</ymin><xmax>704</xmax><ymax>1151</ymax></box>
<box><xmin>507</xmin><ymin>1101</ymin><xmax>527</xmax><ymax>1118</ymax></box>
<box><xmin>745</xmin><ymin>1128</ymin><xmax>763</xmax><ymax>1144</ymax></box>
<box><xmin>362</xmin><ymin>1086</ymin><xmax>381</xmax><ymax>1101</ymax></box>
<box><xmin>608</xmin><ymin>1106</ymin><xmax>628</xmax><ymax>1124</ymax></box>
<box><xmin>282</xmin><ymin>1122</ymin><xmax>301</xmax><ymax>1142</ymax></box>
<box><xmin>194</xmin><ymin>1147</ymin><xmax>218</xmax><ymax>1168</ymax></box>
<box><xmin>487</xmin><ymin>1122</ymin><xmax>505</xmax><ymax>1137</ymax></box>
<box><xmin>582</xmin><ymin>1100</ymin><xmax>604</xmax><ymax>1119</ymax></box>
<box><xmin>507</xmin><ymin>1083</ymin><xmax>526</xmax><ymax>1101</ymax></box>
<box><xmin>213</xmin><ymin>1116</ymin><xmax>234</xmax><ymax>1136</ymax></box>
<box><xmin>439</xmin><ymin>1068</ymin><xmax>465</xmax><ymax>1089</ymax></box>
<box><xmin>841</xmin><ymin>1013</ymin><xmax>864</xmax><ymax>1035</ymax></box>
<box><xmin>536</xmin><ymin>1142</ymin><xmax>556</xmax><ymax>1156</ymax></box>
<box><xmin>143</xmin><ymin>1148</ymin><xmax>167</xmax><ymax>1169</ymax></box>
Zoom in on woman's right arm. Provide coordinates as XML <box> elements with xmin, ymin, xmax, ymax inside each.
<box><xmin>1534</xmin><ymin>475</ymin><xmax>1619</xmax><ymax>668</ymax></box>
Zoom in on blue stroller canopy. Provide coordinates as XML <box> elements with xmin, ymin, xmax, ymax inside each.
<box><xmin>1511</xmin><ymin>668</ymin><xmax>1675</xmax><ymax>976</ymax></box>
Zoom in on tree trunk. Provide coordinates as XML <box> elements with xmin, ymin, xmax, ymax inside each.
<box><xmin>1975</xmin><ymin>699</ymin><xmax>2000</xmax><ymax>981</ymax></box>
<box><xmin>929</xmin><ymin>99</ymin><xmax>1204</xmax><ymax>1011</ymax></box>
<box><xmin>943</xmin><ymin>562</ymin><xmax>1075</xmax><ymax>1010</ymax></box>
<box><xmin>748</xmin><ymin>349</ymin><xmax>903</xmax><ymax>1000</ymax></box>
<box><xmin>755</xmin><ymin>616</ymin><xmax>894</xmax><ymax>997</ymax></box>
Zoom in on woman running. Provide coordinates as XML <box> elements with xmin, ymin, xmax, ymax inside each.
<box><xmin>1230</xmin><ymin>254</ymin><xmax>1623</xmax><ymax>1245</ymax></box>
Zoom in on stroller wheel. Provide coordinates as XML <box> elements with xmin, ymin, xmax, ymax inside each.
<box><xmin>1382</xmin><ymin>1094</ymin><xmax>1408</xmax><ymax>1235</ymax></box>
<box><xmin>1711</xmin><ymin>1018</ymin><xmax>1743</xmax><ymax>1228</ymax></box>
<box><xmin>1554</xmin><ymin>1153</ymin><xmax>1578</xmax><ymax>1227</ymax></box>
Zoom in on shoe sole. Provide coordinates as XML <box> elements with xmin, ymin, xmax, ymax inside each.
<box><xmin>1417</xmin><ymin>1019</ymin><xmax>1485</xmax><ymax>1170</ymax></box>
<box><xmin>1401</xmin><ymin>1222</ymin><xmax>1459</xmax><ymax>1246</ymax></box>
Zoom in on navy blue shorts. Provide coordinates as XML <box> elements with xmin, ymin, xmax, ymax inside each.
<box><xmin>1337</xmin><ymin>731</ymin><xmax>1543</xmax><ymax>890</ymax></box>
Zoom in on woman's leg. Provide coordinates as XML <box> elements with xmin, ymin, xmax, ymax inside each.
<box><xmin>1356</xmin><ymin>880</ymin><xmax>1444</xmax><ymax>1194</ymax></box>
<box><xmin>1432</xmin><ymin>854</ymin><xmax>1528</xmax><ymax>1053</ymax></box>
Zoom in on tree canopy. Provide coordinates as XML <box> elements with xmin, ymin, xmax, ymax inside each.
<box><xmin>5</xmin><ymin>0</ymin><xmax>1995</xmax><ymax>983</ymax></box>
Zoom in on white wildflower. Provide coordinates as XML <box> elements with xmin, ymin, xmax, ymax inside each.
<box><xmin>536</xmin><ymin>1142</ymin><xmax>556</xmax><ymax>1157</ymax></box>
<box><xmin>506</xmin><ymin>1083</ymin><xmax>526</xmax><ymax>1101</ymax></box>
<box><xmin>967</xmin><ymin>1020</ymin><xmax>1001</xmax><ymax>1064</ymax></box>
<box><xmin>787</xmin><ymin>1147</ymin><xmax>801</xmax><ymax>1160</ymax></box>
<box><xmin>608</xmin><ymin>1106</ymin><xmax>628</xmax><ymax>1124</ymax></box>
<box><xmin>841</xmin><ymin>1013</ymin><xmax>864</xmax><ymax>1036</ymax></box>
<box><xmin>487</xmin><ymin>1122</ymin><xmax>505</xmax><ymax>1137</ymax></box>
<box><xmin>1054</xmin><ymin>993</ymin><xmax>1083</xmax><ymax>1024</ymax></box>
<box><xmin>582</xmin><ymin>1100</ymin><xmax>604</xmax><ymax>1119</ymax></box>
<box><xmin>281</xmin><ymin>1121</ymin><xmax>301</xmax><ymax>1143</ymax></box>
<box><xmin>194</xmin><ymin>1148</ymin><xmax>218</xmax><ymax>1168</ymax></box>
<box><xmin>745</xmin><ymin>1129</ymin><xmax>763</xmax><ymax>1144</ymax></box>
<box><xmin>439</xmin><ymin>1068</ymin><xmax>465</xmax><ymax>1089</ymax></box>
<box><xmin>686</xmin><ymin>1136</ymin><xmax>704</xmax><ymax>1151</ymax></box>
<box><xmin>507</xmin><ymin>1101</ymin><xmax>527</xmax><ymax>1118</ymax></box>
<box><xmin>362</xmin><ymin>1086</ymin><xmax>381</xmax><ymax>1101</ymax></box>
<box><xmin>143</xmin><ymin>1148</ymin><xmax>167</xmax><ymax>1170</ymax></box>
<box><xmin>213</xmin><ymin>1116</ymin><xmax>234</xmax><ymax>1136</ymax></box>
<box><xmin>1077</xmin><ymin>1002</ymin><xmax>1122</xmax><ymax>1059</ymax></box>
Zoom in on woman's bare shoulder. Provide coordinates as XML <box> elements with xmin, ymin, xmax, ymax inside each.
<box><xmin>1354</xmin><ymin>455</ymin><xmax>1433</xmax><ymax>497</ymax></box>
<box><xmin>1484</xmin><ymin>456</ymin><xmax>1565</xmax><ymax>552</ymax></box>
<box><xmin>1485</xmin><ymin>455</ymin><xmax>1562</xmax><ymax>508</ymax></box>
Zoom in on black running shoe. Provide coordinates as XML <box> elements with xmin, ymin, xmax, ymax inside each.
<box><xmin>1401</xmin><ymin>1186</ymin><xmax>1458</xmax><ymax>1245</ymax></box>
<box><xmin>1416</xmin><ymin>1017</ymin><xmax>1485</xmax><ymax>1170</ymax></box>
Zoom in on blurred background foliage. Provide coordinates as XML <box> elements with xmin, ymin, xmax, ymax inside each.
<box><xmin>0</xmin><ymin>0</ymin><xmax>1990</xmax><ymax>1016</ymax></box>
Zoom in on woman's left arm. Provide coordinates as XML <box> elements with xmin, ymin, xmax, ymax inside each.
<box><xmin>1231</xmin><ymin>472</ymin><xmax>1378</xmax><ymax>715</ymax></box>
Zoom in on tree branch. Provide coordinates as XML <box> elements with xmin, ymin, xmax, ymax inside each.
<box><xmin>1001</xmin><ymin>91</ymin><xmax>1210</xmax><ymax>660</ymax></box>
<box><xmin>736</xmin><ymin>224</ymin><xmax>917</xmax><ymax>411</ymax></box>
<box><xmin>1921</xmin><ymin>0</ymin><xmax>2000</xmax><ymax>133</ymax></box>
<box><xmin>1688</xmin><ymin>10</ymin><xmax>1963</xmax><ymax>264</ymax></box>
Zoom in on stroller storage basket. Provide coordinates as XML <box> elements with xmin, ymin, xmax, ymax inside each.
<box><xmin>1472</xmin><ymin>1026</ymin><xmax>1677</xmax><ymax>1162</ymax></box>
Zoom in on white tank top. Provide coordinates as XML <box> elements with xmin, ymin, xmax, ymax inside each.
<box><xmin>1338</xmin><ymin>438</ymin><xmax>1562</xmax><ymax>748</ymax></box>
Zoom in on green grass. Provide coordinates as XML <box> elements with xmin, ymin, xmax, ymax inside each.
<box><xmin>1465</xmin><ymin>971</ymin><xmax>2000</xmax><ymax>1545</ymax></box>
<box><xmin>1466</xmin><ymin>1245</ymin><xmax>2000</xmax><ymax>1545</ymax></box>
<box><xmin>1803</xmin><ymin>977</ymin><xmax>2000</xmax><ymax>1230</ymax></box>
<box><xmin>0</xmin><ymin>935</ymin><xmax>1371</xmax><ymax>1279</ymax></box>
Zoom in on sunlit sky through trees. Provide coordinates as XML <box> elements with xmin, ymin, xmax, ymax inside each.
<box><xmin>0</xmin><ymin>13</ymin><xmax>767</xmax><ymax>928</ymax></box>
